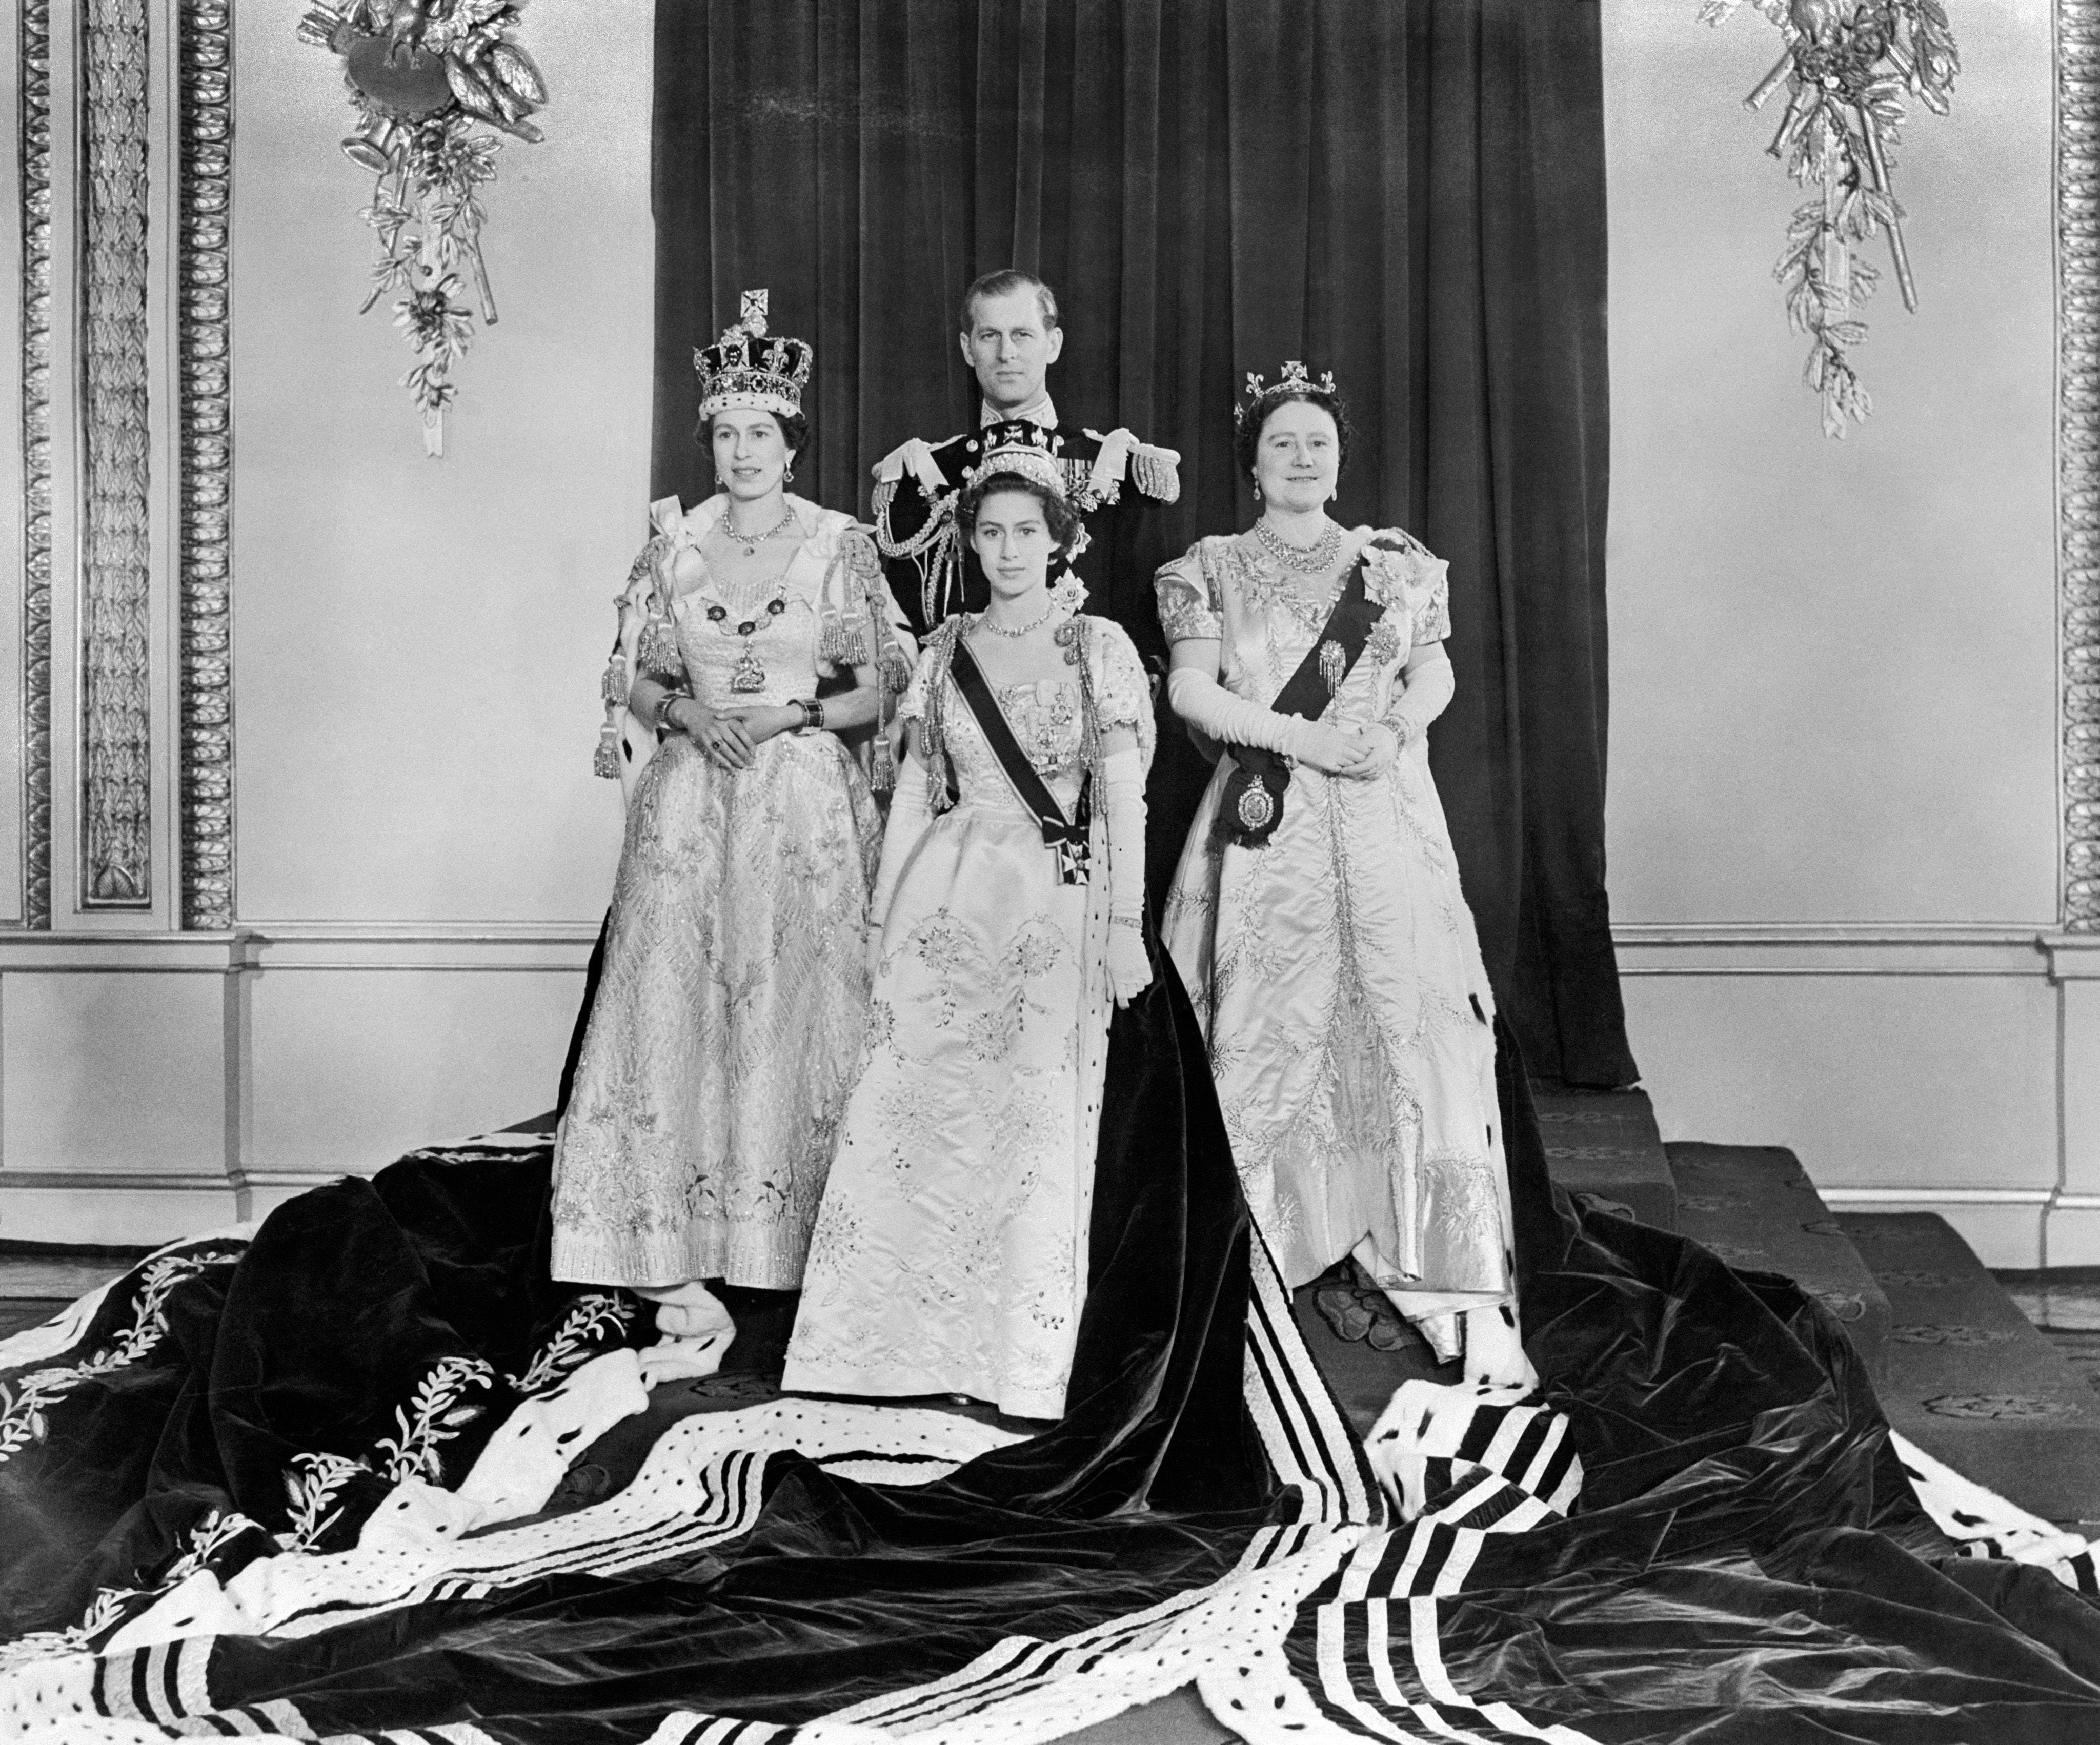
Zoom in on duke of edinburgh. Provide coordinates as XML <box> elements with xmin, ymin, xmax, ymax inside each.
<box><xmin>873</xmin><ymin>269</ymin><xmax>1182</xmax><ymax>673</ymax></box>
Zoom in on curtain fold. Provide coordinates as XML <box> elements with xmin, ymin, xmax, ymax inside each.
<box><xmin>650</xmin><ymin>0</ymin><xmax>1637</xmax><ymax>1086</ymax></box>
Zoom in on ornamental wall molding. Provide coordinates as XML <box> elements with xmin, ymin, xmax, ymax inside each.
<box><xmin>13</xmin><ymin>0</ymin><xmax>235</xmax><ymax>930</ymax></box>
<box><xmin>179</xmin><ymin>0</ymin><xmax>235</xmax><ymax>929</ymax></box>
<box><xmin>18</xmin><ymin>2</ymin><xmax>54</xmax><ymax>928</ymax></box>
<box><xmin>77</xmin><ymin>0</ymin><xmax>154</xmax><ymax>910</ymax></box>
<box><xmin>2063</xmin><ymin>0</ymin><xmax>2100</xmax><ymax>932</ymax></box>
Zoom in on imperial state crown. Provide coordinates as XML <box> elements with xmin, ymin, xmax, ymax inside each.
<box><xmin>694</xmin><ymin>289</ymin><xmax>814</xmax><ymax>419</ymax></box>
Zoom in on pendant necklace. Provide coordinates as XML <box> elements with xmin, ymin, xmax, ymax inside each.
<box><xmin>719</xmin><ymin>505</ymin><xmax>798</xmax><ymax>558</ymax></box>
<box><xmin>1253</xmin><ymin>516</ymin><xmax>1343</xmax><ymax>574</ymax></box>
<box><xmin>705</xmin><ymin>580</ymin><xmax>791</xmax><ymax>694</ymax></box>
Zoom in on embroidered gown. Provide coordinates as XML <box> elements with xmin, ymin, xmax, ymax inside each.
<box><xmin>551</xmin><ymin>495</ymin><xmax>892</xmax><ymax>1291</ymax></box>
<box><xmin>782</xmin><ymin>614</ymin><xmax>1154</xmax><ymax>1420</ymax></box>
<box><xmin>1157</xmin><ymin>530</ymin><xmax>1513</xmax><ymax>1317</ymax></box>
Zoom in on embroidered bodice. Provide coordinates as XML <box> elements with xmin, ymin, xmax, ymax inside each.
<box><xmin>620</xmin><ymin>496</ymin><xmax>891</xmax><ymax>719</ymax></box>
<box><xmin>668</xmin><ymin>552</ymin><xmax>826</xmax><ymax>711</ymax></box>
<box><xmin>1154</xmin><ymin>527</ymin><xmax>1451</xmax><ymax>727</ymax></box>
<box><xmin>1000</xmin><ymin>680</ymin><xmax>1085</xmax><ymax>776</ymax></box>
<box><xmin>902</xmin><ymin>616</ymin><xmax>1154</xmax><ymax>819</ymax></box>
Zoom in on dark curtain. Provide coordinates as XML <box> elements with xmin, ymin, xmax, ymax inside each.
<box><xmin>650</xmin><ymin>0</ymin><xmax>1637</xmax><ymax>1088</ymax></box>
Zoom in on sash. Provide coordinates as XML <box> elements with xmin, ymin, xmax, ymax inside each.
<box><xmin>948</xmin><ymin>639</ymin><xmax>1093</xmax><ymax>884</ymax></box>
<box><xmin>1217</xmin><ymin>554</ymin><xmax>1386</xmax><ymax>850</ymax></box>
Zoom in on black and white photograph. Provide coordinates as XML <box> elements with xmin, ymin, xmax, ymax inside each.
<box><xmin>1</xmin><ymin>1</ymin><xmax>2097</xmax><ymax>1739</ymax></box>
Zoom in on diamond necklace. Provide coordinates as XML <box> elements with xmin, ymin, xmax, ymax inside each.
<box><xmin>974</xmin><ymin>598</ymin><xmax>1057</xmax><ymax>639</ymax></box>
<box><xmin>1251</xmin><ymin>516</ymin><xmax>1343</xmax><ymax>574</ymax></box>
<box><xmin>717</xmin><ymin>505</ymin><xmax>798</xmax><ymax>557</ymax></box>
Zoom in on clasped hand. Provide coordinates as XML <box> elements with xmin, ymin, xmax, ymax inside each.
<box><xmin>667</xmin><ymin>700</ymin><xmax>801</xmax><ymax>770</ymax></box>
<box><xmin>1294</xmin><ymin>722</ymin><xmax>1398</xmax><ymax>780</ymax></box>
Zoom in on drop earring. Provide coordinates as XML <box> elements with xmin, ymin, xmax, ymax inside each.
<box><xmin>784</xmin><ymin>463</ymin><xmax>795</xmax><ymax>484</ymax></box>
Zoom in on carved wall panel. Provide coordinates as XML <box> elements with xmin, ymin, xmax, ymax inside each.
<box><xmin>77</xmin><ymin>0</ymin><xmax>154</xmax><ymax>909</ymax></box>
<box><xmin>179</xmin><ymin>0</ymin><xmax>233</xmax><ymax>929</ymax></box>
<box><xmin>18</xmin><ymin>2</ymin><xmax>54</xmax><ymax>927</ymax></box>
<box><xmin>2068</xmin><ymin>2</ymin><xmax>2100</xmax><ymax>931</ymax></box>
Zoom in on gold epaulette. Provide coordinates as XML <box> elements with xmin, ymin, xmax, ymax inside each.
<box><xmin>1132</xmin><ymin>442</ymin><xmax>1181</xmax><ymax>504</ymax></box>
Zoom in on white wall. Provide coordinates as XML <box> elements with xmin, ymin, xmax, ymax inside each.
<box><xmin>232</xmin><ymin>6</ymin><xmax>647</xmax><ymax>921</ymax></box>
<box><xmin>1603</xmin><ymin>0</ymin><xmax>2084</xmax><ymax>1264</ymax></box>
<box><xmin>6</xmin><ymin>5</ymin><xmax>2092</xmax><ymax>1261</ymax></box>
<box><xmin>0</xmin><ymin>4</ymin><xmax>651</xmax><ymax>1242</ymax></box>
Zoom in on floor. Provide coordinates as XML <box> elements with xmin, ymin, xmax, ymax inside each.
<box><xmin>12</xmin><ymin>1250</ymin><xmax>2100</xmax><ymax>1379</ymax></box>
<box><xmin>1998</xmin><ymin>1272</ymin><xmax>2100</xmax><ymax>1395</ymax></box>
<box><xmin>4</xmin><ymin>1242</ymin><xmax>2098</xmax><ymax>1745</ymax></box>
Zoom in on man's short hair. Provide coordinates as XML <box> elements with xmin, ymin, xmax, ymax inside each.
<box><xmin>959</xmin><ymin>270</ymin><xmax>1060</xmax><ymax>335</ymax></box>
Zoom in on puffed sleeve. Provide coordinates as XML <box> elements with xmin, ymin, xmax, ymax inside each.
<box><xmin>898</xmin><ymin>636</ymin><xmax>939</xmax><ymax>724</ymax></box>
<box><xmin>816</xmin><ymin>527</ymin><xmax>880</xmax><ymax>674</ymax></box>
<box><xmin>1154</xmin><ymin>545</ymin><xmax>1222</xmax><ymax>643</ymax></box>
<box><xmin>594</xmin><ymin>506</ymin><xmax>684</xmax><ymax>783</ymax></box>
<box><xmin>1090</xmin><ymin>618</ymin><xmax>1158</xmax><ymax>772</ymax></box>
<box><xmin>817</xmin><ymin>525</ymin><xmax>916</xmax><ymax>699</ymax></box>
<box><xmin>635</xmin><ymin>497</ymin><xmax>694</xmax><ymax>681</ymax></box>
<box><xmin>1411</xmin><ymin>553</ymin><xmax>1452</xmax><ymax>646</ymax></box>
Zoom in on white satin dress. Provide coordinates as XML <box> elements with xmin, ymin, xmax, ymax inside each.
<box><xmin>783</xmin><ymin>614</ymin><xmax>1154</xmax><ymax>1419</ymax></box>
<box><xmin>551</xmin><ymin>496</ymin><xmax>889</xmax><ymax>1291</ymax></box>
<box><xmin>1157</xmin><ymin>528</ymin><xmax>1513</xmax><ymax>1321</ymax></box>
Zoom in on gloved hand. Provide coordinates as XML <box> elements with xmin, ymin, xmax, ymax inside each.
<box><xmin>1101</xmin><ymin>745</ymin><xmax>1152</xmax><ymax>1006</ymax></box>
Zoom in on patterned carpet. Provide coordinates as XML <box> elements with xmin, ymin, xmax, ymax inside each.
<box><xmin>1997</xmin><ymin>1274</ymin><xmax>2100</xmax><ymax>1395</ymax></box>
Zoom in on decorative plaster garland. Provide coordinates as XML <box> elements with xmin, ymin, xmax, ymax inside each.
<box><xmin>179</xmin><ymin>0</ymin><xmax>235</xmax><ymax>930</ymax></box>
<box><xmin>1704</xmin><ymin>1</ymin><xmax>1960</xmax><ymax>438</ymax></box>
<box><xmin>298</xmin><ymin>1</ymin><xmax>548</xmax><ymax>456</ymax></box>
<box><xmin>17</xmin><ymin>1</ymin><xmax>53</xmax><ymax>927</ymax></box>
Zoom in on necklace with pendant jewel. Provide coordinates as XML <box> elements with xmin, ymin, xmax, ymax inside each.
<box><xmin>1253</xmin><ymin>516</ymin><xmax>1343</xmax><ymax>574</ymax></box>
<box><xmin>703</xmin><ymin>567</ymin><xmax>793</xmax><ymax>694</ymax></box>
<box><xmin>719</xmin><ymin>506</ymin><xmax>798</xmax><ymax>557</ymax></box>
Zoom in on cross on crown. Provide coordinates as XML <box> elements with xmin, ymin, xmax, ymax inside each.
<box><xmin>694</xmin><ymin>288</ymin><xmax>815</xmax><ymax>418</ymax></box>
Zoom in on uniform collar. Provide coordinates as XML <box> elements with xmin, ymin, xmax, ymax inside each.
<box><xmin>979</xmin><ymin>391</ymin><xmax>1058</xmax><ymax>430</ymax></box>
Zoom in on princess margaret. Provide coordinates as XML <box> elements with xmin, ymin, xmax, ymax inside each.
<box><xmin>783</xmin><ymin>424</ymin><xmax>1154</xmax><ymax>1419</ymax></box>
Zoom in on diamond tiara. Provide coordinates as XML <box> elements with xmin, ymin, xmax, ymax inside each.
<box><xmin>1235</xmin><ymin>359</ymin><xmax>1339</xmax><ymax>427</ymax></box>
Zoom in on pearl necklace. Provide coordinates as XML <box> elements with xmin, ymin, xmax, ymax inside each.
<box><xmin>718</xmin><ymin>505</ymin><xmax>798</xmax><ymax>557</ymax></box>
<box><xmin>1252</xmin><ymin>516</ymin><xmax>1343</xmax><ymax>574</ymax></box>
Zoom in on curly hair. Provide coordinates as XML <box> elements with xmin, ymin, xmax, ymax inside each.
<box><xmin>695</xmin><ymin>407</ymin><xmax>810</xmax><ymax>464</ymax></box>
<box><xmin>956</xmin><ymin>470</ymin><xmax>1080</xmax><ymax>557</ymax></box>
<box><xmin>1234</xmin><ymin>385</ymin><xmax>1352</xmax><ymax>485</ymax></box>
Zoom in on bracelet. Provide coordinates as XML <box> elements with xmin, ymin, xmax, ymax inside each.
<box><xmin>1109</xmin><ymin>913</ymin><xmax>1144</xmax><ymax>931</ymax></box>
<box><xmin>655</xmin><ymin>692</ymin><xmax>684</xmax><ymax>734</ymax></box>
<box><xmin>795</xmin><ymin>698</ymin><xmax>826</xmax><ymax>733</ymax></box>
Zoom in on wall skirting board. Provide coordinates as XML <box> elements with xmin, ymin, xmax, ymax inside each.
<box><xmin>0</xmin><ymin>922</ymin><xmax>2092</xmax><ymax>1263</ymax></box>
<box><xmin>0</xmin><ymin>924</ymin><xmax>596</xmax><ymax>1244</ymax></box>
<box><xmin>1617</xmin><ymin>926</ymin><xmax>2098</xmax><ymax>1269</ymax></box>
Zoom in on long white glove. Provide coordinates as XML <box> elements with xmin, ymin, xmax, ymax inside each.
<box><xmin>1383</xmin><ymin>653</ymin><xmax>1455</xmax><ymax>750</ymax></box>
<box><xmin>871</xmin><ymin>752</ymin><xmax>935</xmax><ymax>939</ymax></box>
<box><xmin>1166</xmin><ymin>666</ymin><xmax>1309</xmax><ymax>759</ymax></box>
<box><xmin>1101</xmin><ymin>746</ymin><xmax>1152</xmax><ymax>1005</ymax></box>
